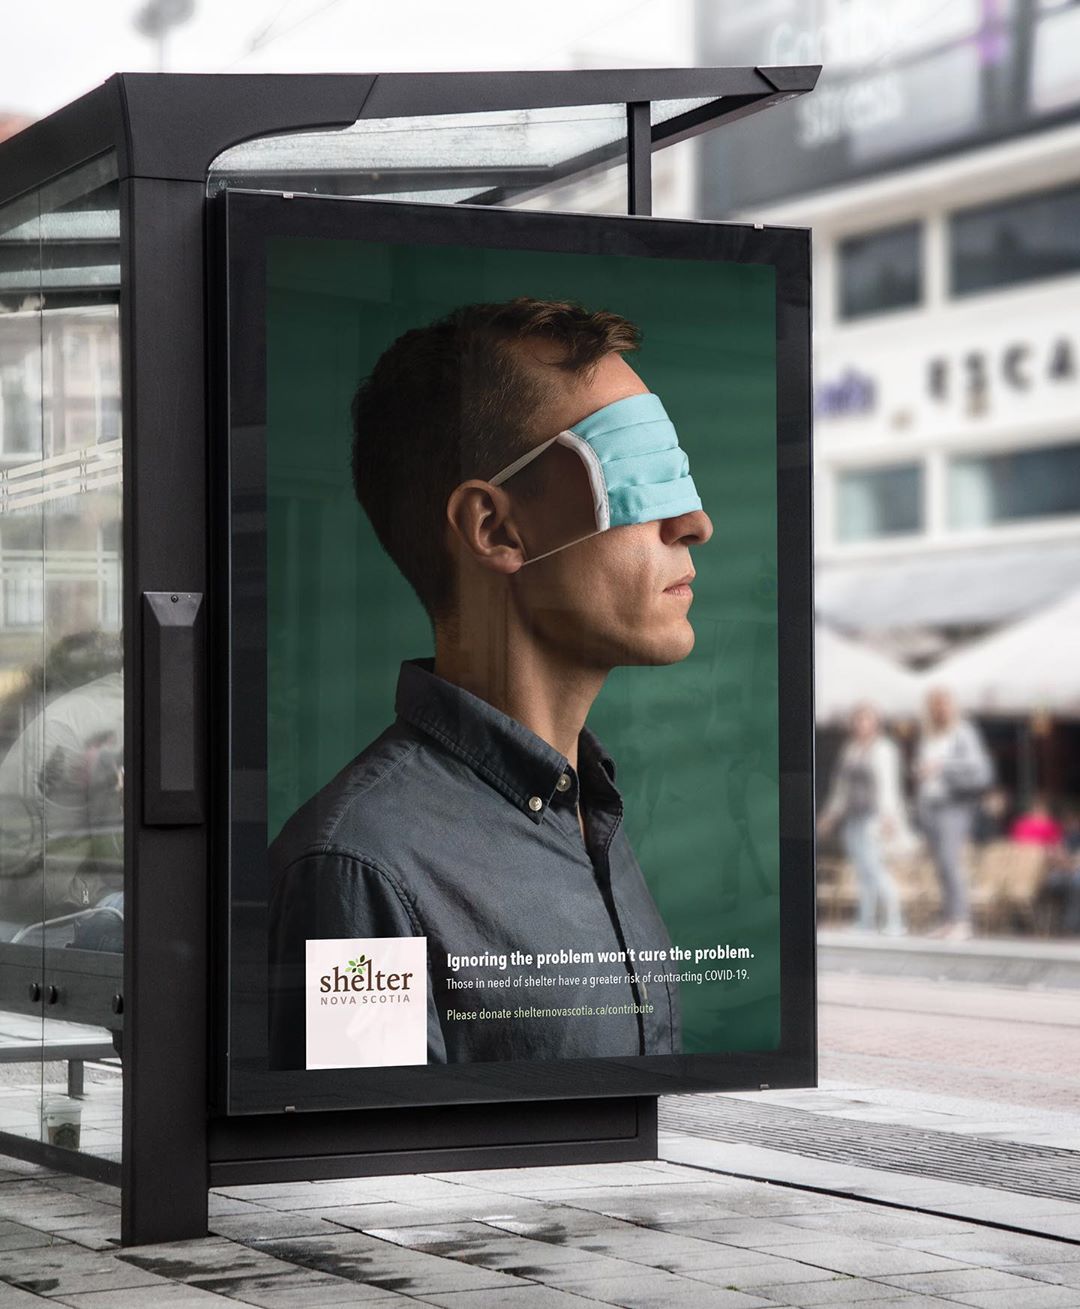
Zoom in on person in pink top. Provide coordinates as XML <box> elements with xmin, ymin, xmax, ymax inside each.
<box><xmin>1010</xmin><ymin>797</ymin><xmax>1063</xmax><ymax>847</ymax></box>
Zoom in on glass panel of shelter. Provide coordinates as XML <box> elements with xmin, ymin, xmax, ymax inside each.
<box><xmin>0</xmin><ymin>177</ymin><xmax>45</xmax><ymax>1153</ymax></box>
<box><xmin>206</xmin><ymin>99</ymin><xmax>714</xmax><ymax>212</ymax></box>
<box><xmin>0</xmin><ymin>154</ymin><xmax>122</xmax><ymax>1164</ymax></box>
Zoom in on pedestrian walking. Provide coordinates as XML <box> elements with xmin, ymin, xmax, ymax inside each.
<box><xmin>819</xmin><ymin>702</ymin><xmax>912</xmax><ymax>936</ymax></box>
<box><xmin>915</xmin><ymin>687</ymin><xmax>994</xmax><ymax>941</ymax></box>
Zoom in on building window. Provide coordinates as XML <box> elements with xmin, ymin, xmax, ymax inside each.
<box><xmin>950</xmin><ymin>183</ymin><xmax>1080</xmax><ymax>297</ymax></box>
<box><xmin>837</xmin><ymin>464</ymin><xmax>923</xmax><ymax>542</ymax></box>
<box><xmin>838</xmin><ymin>223</ymin><xmax>921</xmax><ymax>320</ymax></box>
<box><xmin>948</xmin><ymin>442</ymin><xmax>1080</xmax><ymax>528</ymax></box>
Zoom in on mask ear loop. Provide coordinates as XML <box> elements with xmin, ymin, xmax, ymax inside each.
<box><xmin>488</xmin><ymin>434</ymin><xmax>560</xmax><ymax>487</ymax></box>
<box><xmin>517</xmin><ymin>432</ymin><xmax>610</xmax><ymax>566</ymax></box>
<box><xmin>486</xmin><ymin>432</ymin><xmax>610</xmax><ymax>566</ymax></box>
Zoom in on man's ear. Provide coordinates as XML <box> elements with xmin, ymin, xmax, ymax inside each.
<box><xmin>446</xmin><ymin>480</ymin><xmax>527</xmax><ymax>575</ymax></box>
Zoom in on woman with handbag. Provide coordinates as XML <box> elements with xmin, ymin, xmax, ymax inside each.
<box><xmin>819</xmin><ymin>701</ymin><xmax>913</xmax><ymax>936</ymax></box>
<box><xmin>915</xmin><ymin>686</ymin><xmax>994</xmax><ymax>941</ymax></box>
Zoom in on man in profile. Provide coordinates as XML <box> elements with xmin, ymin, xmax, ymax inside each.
<box><xmin>268</xmin><ymin>297</ymin><xmax>713</xmax><ymax>1067</ymax></box>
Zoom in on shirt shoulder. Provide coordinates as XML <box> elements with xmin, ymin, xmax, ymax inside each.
<box><xmin>268</xmin><ymin>719</ymin><xmax>480</xmax><ymax>880</ymax></box>
<box><xmin>269</xmin><ymin>722</ymin><xmax>420</xmax><ymax>866</ymax></box>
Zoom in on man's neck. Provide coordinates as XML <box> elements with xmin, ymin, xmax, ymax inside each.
<box><xmin>433</xmin><ymin>627</ymin><xmax>606</xmax><ymax>772</ymax></box>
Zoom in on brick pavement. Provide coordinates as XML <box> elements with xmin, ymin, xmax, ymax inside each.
<box><xmin>819</xmin><ymin>975</ymin><xmax>1080</xmax><ymax>1111</ymax></box>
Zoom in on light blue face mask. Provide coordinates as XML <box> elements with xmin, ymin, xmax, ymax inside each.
<box><xmin>489</xmin><ymin>392</ymin><xmax>702</xmax><ymax>560</ymax></box>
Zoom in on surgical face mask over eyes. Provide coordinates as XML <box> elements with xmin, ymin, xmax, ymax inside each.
<box><xmin>487</xmin><ymin>392</ymin><xmax>703</xmax><ymax>564</ymax></box>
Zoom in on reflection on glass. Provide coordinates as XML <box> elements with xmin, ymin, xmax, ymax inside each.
<box><xmin>0</xmin><ymin>156</ymin><xmax>122</xmax><ymax>1162</ymax></box>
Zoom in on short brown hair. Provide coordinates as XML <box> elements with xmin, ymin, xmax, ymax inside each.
<box><xmin>350</xmin><ymin>297</ymin><xmax>640</xmax><ymax>621</ymax></box>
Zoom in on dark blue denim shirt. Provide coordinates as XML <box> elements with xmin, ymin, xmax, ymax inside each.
<box><xmin>268</xmin><ymin>658</ymin><xmax>681</xmax><ymax>1067</ymax></box>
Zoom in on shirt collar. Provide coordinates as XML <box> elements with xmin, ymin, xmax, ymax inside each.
<box><xmin>394</xmin><ymin>659</ymin><xmax>615</xmax><ymax>823</ymax></box>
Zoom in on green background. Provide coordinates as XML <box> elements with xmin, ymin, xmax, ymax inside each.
<box><xmin>266</xmin><ymin>235</ymin><xmax>779</xmax><ymax>1054</ymax></box>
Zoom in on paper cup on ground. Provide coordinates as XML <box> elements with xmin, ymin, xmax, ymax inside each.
<box><xmin>42</xmin><ymin>1096</ymin><xmax>81</xmax><ymax>1149</ymax></box>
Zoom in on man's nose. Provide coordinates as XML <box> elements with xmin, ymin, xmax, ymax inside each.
<box><xmin>660</xmin><ymin>508</ymin><xmax>713</xmax><ymax>547</ymax></box>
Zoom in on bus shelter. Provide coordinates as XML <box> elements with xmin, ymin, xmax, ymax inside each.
<box><xmin>0</xmin><ymin>67</ymin><xmax>818</xmax><ymax>1245</ymax></box>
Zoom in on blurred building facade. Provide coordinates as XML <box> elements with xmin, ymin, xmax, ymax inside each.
<box><xmin>697</xmin><ymin>0</ymin><xmax>1080</xmax><ymax>808</ymax></box>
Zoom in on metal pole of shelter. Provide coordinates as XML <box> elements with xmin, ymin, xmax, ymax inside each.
<box><xmin>626</xmin><ymin>101</ymin><xmax>653</xmax><ymax>216</ymax></box>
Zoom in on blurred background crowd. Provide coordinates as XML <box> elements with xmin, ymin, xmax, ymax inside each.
<box><xmin>2</xmin><ymin>0</ymin><xmax>1080</xmax><ymax>949</ymax></box>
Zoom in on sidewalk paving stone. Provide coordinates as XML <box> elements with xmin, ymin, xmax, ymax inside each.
<box><xmin>207</xmin><ymin>1195</ymin><xmax>268</xmax><ymax>1217</ymax></box>
<box><xmin>0</xmin><ymin>1219</ymin><xmax>58</xmax><ymax>1252</ymax></box>
<box><xmin>876</xmin><ymin>1266</ymin><xmax>1068</xmax><ymax>1294</ymax></box>
<box><xmin>209</xmin><ymin>1207</ymin><xmax>357</xmax><ymax>1241</ymax></box>
<box><xmin>741</xmin><ymin>1275</ymin><xmax>914</xmax><ymax>1303</ymax></box>
<box><xmin>52</xmin><ymin>1283</ymin><xmax>244</xmax><ymax>1307</ymax></box>
<box><xmin>941</xmin><ymin>1285</ymin><xmax>1080</xmax><ymax>1307</ymax></box>
<box><xmin>738</xmin><ymin>1234</ymin><xmax>975</xmax><ymax>1278</ymax></box>
<box><xmin>416</xmin><ymin>1287</ymin><xmax>617</xmax><ymax>1308</ymax></box>
<box><xmin>468</xmin><ymin>1202</ymin><xmax>665</xmax><ymax>1241</ymax></box>
<box><xmin>533</xmin><ymin>1184</ymin><xmax>765</xmax><ymax>1225</ymax></box>
<box><xmin>889</xmin><ymin>1230</ymin><xmax>1080</xmax><ymax>1266</ymax></box>
<box><xmin>178</xmin><ymin>1267</ymin><xmax>410</xmax><ymax>1307</ymax></box>
<box><xmin>427</xmin><ymin>1163</ymin><xmax>678</xmax><ymax>1192</ymax></box>
<box><xmin>772</xmin><ymin>1208</ymin><xmax>980</xmax><ymax>1243</ymax></box>
<box><xmin>528</xmin><ymin>1267</ymin><xmax>778</xmax><ymax>1308</ymax></box>
<box><xmin>517</xmin><ymin>1225</ymin><xmax>836</xmax><ymax>1273</ymax></box>
<box><xmin>0</xmin><ymin>1283</ymin><xmax>74</xmax><ymax>1309</ymax></box>
<box><xmin>301</xmin><ymin>1197</ymin><xmax>548</xmax><ymax>1228</ymax></box>
<box><xmin>1012</xmin><ymin>1261</ymin><xmax>1080</xmax><ymax>1286</ymax></box>
<box><xmin>118</xmin><ymin>1241</ymin><xmax>320</xmax><ymax>1295</ymax></box>
<box><xmin>251</xmin><ymin>1229</ymin><xmax>547</xmax><ymax>1295</ymax></box>
<box><xmin>928</xmin><ymin>1197</ymin><xmax>1080</xmax><ymax>1221</ymax></box>
<box><xmin>857</xmin><ymin>1298</ymin><xmax>970</xmax><ymax>1308</ymax></box>
<box><xmin>359</xmin><ymin>1220</ymin><xmax>666</xmax><ymax>1285</ymax></box>
<box><xmin>1025</xmin><ymin>1216</ymin><xmax>1080</xmax><ymax>1239</ymax></box>
<box><xmin>0</xmin><ymin>1240</ymin><xmax>176</xmax><ymax>1297</ymax></box>
<box><xmin>661</xmin><ymin>1215</ymin><xmax>888</xmax><ymax>1250</ymax></box>
<box><xmin>693</xmin><ymin>1192</ymin><xmax>860</xmax><ymax>1220</ymax></box>
<box><xmin>58</xmin><ymin>1221</ymin><xmax>122</xmax><ymax>1252</ymax></box>
<box><xmin>677</xmin><ymin>1258</ymin><xmax>842</xmax><ymax>1289</ymax></box>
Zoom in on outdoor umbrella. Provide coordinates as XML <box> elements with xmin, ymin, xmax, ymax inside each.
<box><xmin>814</xmin><ymin>623</ymin><xmax>923</xmax><ymax>724</ymax></box>
<box><xmin>923</xmin><ymin>587</ymin><xmax>1080</xmax><ymax>718</ymax></box>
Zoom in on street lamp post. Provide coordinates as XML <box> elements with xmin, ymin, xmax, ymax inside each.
<box><xmin>132</xmin><ymin>0</ymin><xmax>195</xmax><ymax>72</ymax></box>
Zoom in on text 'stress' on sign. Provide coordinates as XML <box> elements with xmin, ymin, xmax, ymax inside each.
<box><xmin>305</xmin><ymin>937</ymin><xmax>427</xmax><ymax>1069</ymax></box>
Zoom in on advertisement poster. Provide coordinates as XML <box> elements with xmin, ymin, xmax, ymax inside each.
<box><xmin>257</xmin><ymin>229</ymin><xmax>783</xmax><ymax>1075</ymax></box>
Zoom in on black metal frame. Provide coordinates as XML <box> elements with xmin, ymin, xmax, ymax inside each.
<box><xmin>220</xmin><ymin>189</ymin><xmax>816</xmax><ymax>1118</ymax></box>
<box><xmin>0</xmin><ymin>66</ymin><xmax>819</xmax><ymax>1247</ymax></box>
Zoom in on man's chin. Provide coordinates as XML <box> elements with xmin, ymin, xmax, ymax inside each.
<box><xmin>624</xmin><ymin>622</ymin><xmax>696</xmax><ymax>667</ymax></box>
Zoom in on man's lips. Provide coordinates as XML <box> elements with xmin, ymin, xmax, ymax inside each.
<box><xmin>663</xmin><ymin>572</ymin><xmax>695</xmax><ymax>596</ymax></box>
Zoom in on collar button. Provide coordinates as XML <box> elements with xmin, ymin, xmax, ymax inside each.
<box><xmin>555</xmin><ymin>773</ymin><xmax>571</xmax><ymax>793</ymax></box>
<box><xmin>528</xmin><ymin>795</ymin><xmax>543</xmax><ymax>813</ymax></box>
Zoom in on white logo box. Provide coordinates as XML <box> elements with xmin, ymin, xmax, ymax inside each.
<box><xmin>305</xmin><ymin>936</ymin><xmax>427</xmax><ymax>1069</ymax></box>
